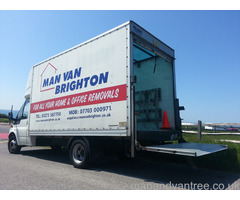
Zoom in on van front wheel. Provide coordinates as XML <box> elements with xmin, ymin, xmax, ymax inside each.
<box><xmin>69</xmin><ymin>139</ymin><xmax>89</xmax><ymax>169</ymax></box>
<box><xmin>8</xmin><ymin>134</ymin><xmax>21</xmax><ymax>154</ymax></box>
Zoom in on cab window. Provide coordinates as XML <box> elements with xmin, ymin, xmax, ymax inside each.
<box><xmin>22</xmin><ymin>100</ymin><xmax>30</xmax><ymax>119</ymax></box>
<box><xmin>15</xmin><ymin>100</ymin><xmax>30</xmax><ymax>123</ymax></box>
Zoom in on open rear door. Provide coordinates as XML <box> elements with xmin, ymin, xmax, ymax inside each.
<box><xmin>141</xmin><ymin>143</ymin><xmax>227</xmax><ymax>157</ymax></box>
<box><xmin>130</xmin><ymin>22</ymin><xmax>227</xmax><ymax>158</ymax></box>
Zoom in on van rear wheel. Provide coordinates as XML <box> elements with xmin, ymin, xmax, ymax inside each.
<box><xmin>69</xmin><ymin>139</ymin><xmax>89</xmax><ymax>169</ymax></box>
<box><xmin>8</xmin><ymin>134</ymin><xmax>21</xmax><ymax>154</ymax></box>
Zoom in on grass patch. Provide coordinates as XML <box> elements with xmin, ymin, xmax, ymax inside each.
<box><xmin>181</xmin><ymin>133</ymin><xmax>240</xmax><ymax>173</ymax></box>
<box><xmin>183</xmin><ymin>132</ymin><xmax>240</xmax><ymax>142</ymax></box>
<box><xmin>0</xmin><ymin>118</ymin><xmax>9</xmax><ymax>123</ymax></box>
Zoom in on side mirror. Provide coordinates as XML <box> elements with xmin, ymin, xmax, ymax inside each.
<box><xmin>8</xmin><ymin>112</ymin><xmax>13</xmax><ymax>120</ymax></box>
<box><xmin>8</xmin><ymin>105</ymin><xmax>15</xmax><ymax>121</ymax></box>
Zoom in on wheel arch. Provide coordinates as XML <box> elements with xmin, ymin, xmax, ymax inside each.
<box><xmin>67</xmin><ymin>136</ymin><xmax>89</xmax><ymax>150</ymax></box>
<box><xmin>8</xmin><ymin>132</ymin><xmax>20</xmax><ymax>144</ymax></box>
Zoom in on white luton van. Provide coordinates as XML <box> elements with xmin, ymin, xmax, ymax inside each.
<box><xmin>8</xmin><ymin>21</ymin><xmax>227</xmax><ymax>168</ymax></box>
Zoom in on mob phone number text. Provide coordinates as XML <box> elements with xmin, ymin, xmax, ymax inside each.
<box><xmin>69</xmin><ymin>105</ymin><xmax>112</xmax><ymax>115</ymax></box>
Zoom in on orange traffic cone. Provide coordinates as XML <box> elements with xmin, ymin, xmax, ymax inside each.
<box><xmin>162</xmin><ymin>111</ymin><xmax>170</xmax><ymax>129</ymax></box>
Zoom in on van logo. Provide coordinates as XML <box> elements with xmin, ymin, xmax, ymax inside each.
<box><xmin>40</xmin><ymin>63</ymin><xmax>58</xmax><ymax>92</ymax></box>
<box><xmin>40</xmin><ymin>62</ymin><xmax>110</xmax><ymax>95</ymax></box>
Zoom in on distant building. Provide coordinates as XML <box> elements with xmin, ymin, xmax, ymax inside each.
<box><xmin>182</xmin><ymin>123</ymin><xmax>195</xmax><ymax>126</ymax></box>
<box><xmin>205</xmin><ymin>123</ymin><xmax>240</xmax><ymax>132</ymax></box>
<box><xmin>204</xmin><ymin>125</ymin><xmax>226</xmax><ymax>131</ymax></box>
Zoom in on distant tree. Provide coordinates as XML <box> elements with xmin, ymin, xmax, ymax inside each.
<box><xmin>0</xmin><ymin>113</ymin><xmax>8</xmax><ymax>118</ymax></box>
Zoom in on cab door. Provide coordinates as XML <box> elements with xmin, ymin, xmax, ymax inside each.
<box><xmin>15</xmin><ymin>100</ymin><xmax>30</xmax><ymax>145</ymax></box>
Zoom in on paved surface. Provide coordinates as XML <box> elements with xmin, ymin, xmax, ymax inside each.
<box><xmin>0</xmin><ymin>123</ymin><xmax>9</xmax><ymax>130</ymax></box>
<box><xmin>0</xmin><ymin>123</ymin><xmax>9</xmax><ymax>140</ymax></box>
<box><xmin>0</xmin><ymin>133</ymin><xmax>8</xmax><ymax>139</ymax></box>
<box><xmin>1</xmin><ymin>124</ymin><xmax>240</xmax><ymax>190</ymax></box>
<box><xmin>1</xmin><ymin>142</ymin><xmax>240</xmax><ymax>190</ymax></box>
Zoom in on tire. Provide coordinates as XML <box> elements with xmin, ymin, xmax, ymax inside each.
<box><xmin>8</xmin><ymin>134</ymin><xmax>21</xmax><ymax>154</ymax></box>
<box><xmin>69</xmin><ymin>139</ymin><xmax>90</xmax><ymax>169</ymax></box>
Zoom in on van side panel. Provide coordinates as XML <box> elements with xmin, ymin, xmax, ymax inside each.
<box><xmin>29</xmin><ymin>25</ymin><xmax>130</xmax><ymax>136</ymax></box>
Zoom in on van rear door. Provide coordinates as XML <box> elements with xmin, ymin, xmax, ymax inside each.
<box><xmin>133</xmin><ymin>40</ymin><xmax>180</xmax><ymax>144</ymax></box>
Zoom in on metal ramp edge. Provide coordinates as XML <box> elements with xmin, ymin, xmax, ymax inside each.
<box><xmin>141</xmin><ymin>143</ymin><xmax>228</xmax><ymax>157</ymax></box>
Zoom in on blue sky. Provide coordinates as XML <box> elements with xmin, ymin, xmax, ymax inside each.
<box><xmin>0</xmin><ymin>10</ymin><xmax>239</xmax><ymax>123</ymax></box>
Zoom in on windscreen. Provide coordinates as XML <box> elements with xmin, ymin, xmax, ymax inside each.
<box><xmin>133</xmin><ymin>43</ymin><xmax>175</xmax><ymax>131</ymax></box>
